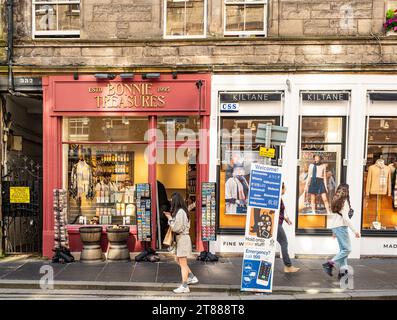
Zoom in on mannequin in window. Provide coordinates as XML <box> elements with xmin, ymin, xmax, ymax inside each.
<box><xmin>225</xmin><ymin>162</ymin><xmax>249</xmax><ymax>214</ymax></box>
<box><xmin>389</xmin><ymin>159</ymin><xmax>397</xmax><ymax>209</ymax></box>
<box><xmin>366</xmin><ymin>158</ymin><xmax>391</xmax><ymax>197</ymax></box>
<box><xmin>305</xmin><ymin>154</ymin><xmax>331</xmax><ymax>215</ymax></box>
<box><xmin>70</xmin><ymin>152</ymin><xmax>94</xmax><ymax>224</ymax></box>
<box><xmin>388</xmin><ymin>161</ymin><xmax>397</xmax><ymax>209</ymax></box>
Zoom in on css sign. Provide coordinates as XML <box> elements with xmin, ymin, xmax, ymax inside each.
<box><xmin>220</xmin><ymin>103</ymin><xmax>239</xmax><ymax>112</ymax></box>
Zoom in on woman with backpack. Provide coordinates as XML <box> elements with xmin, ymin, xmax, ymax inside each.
<box><xmin>322</xmin><ymin>183</ymin><xmax>360</xmax><ymax>279</ymax></box>
<box><xmin>164</xmin><ymin>192</ymin><xmax>199</xmax><ymax>294</ymax></box>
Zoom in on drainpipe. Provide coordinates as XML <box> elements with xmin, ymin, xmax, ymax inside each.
<box><xmin>1</xmin><ymin>0</ymin><xmax>14</xmax><ymax>255</ymax></box>
<box><xmin>6</xmin><ymin>0</ymin><xmax>14</xmax><ymax>93</ymax></box>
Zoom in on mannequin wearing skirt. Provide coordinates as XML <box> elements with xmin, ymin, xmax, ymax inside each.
<box><xmin>305</xmin><ymin>155</ymin><xmax>332</xmax><ymax>215</ymax></box>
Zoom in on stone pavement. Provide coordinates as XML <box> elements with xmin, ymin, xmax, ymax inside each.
<box><xmin>0</xmin><ymin>255</ymin><xmax>396</xmax><ymax>298</ymax></box>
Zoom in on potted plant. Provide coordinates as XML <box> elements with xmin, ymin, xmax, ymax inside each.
<box><xmin>384</xmin><ymin>9</ymin><xmax>397</xmax><ymax>35</ymax></box>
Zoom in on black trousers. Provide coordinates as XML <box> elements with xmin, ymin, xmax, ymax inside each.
<box><xmin>277</xmin><ymin>224</ymin><xmax>292</xmax><ymax>267</ymax></box>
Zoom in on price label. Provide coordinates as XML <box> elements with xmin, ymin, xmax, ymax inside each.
<box><xmin>220</xmin><ymin>103</ymin><xmax>239</xmax><ymax>112</ymax></box>
<box><xmin>259</xmin><ymin>147</ymin><xmax>275</xmax><ymax>158</ymax></box>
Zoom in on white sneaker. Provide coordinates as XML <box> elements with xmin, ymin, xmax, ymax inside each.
<box><xmin>173</xmin><ymin>285</ymin><xmax>190</xmax><ymax>294</ymax></box>
<box><xmin>187</xmin><ymin>276</ymin><xmax>199</xmax><ymax>285</ymax></box>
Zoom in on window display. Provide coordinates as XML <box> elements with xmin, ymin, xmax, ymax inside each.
<box><xmin>297</xmin><ymin>117</ymin><xmax>344</xmax><ymax>231</ymax></box>
<box><xmin>157</xmin><ymin>116</ymin><xmax>200</xmax><ymax>141</ymax></box>
<box><xmin>63</xmin><ymin>117</ymin><xmax>149</xmax><ymax>226</ymax></box>
<box><xmin>362</xmin><ymin>118</ymin><xmax>397</xmax><ymax>232</ymax></box>
<box><xmin>218</xmin><ymin>117</ymin><xmax>279</xmax><ymax>230</ymax></box>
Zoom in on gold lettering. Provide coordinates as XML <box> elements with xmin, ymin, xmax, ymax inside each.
<box><xmin>145</xmin><ymin>83</ymin><xmax>152</xmax><ymax>95</ymax></box>
<box><xmin>127</xmin><ymin>96</ymin><xmax>135</xmax><ymax>108</ymax></box>
<box><xmin>93</xmin><ymin>87</ymin><xmax>166</xmax><ymax>109</ymax></box>
<box><xmin>157</xmin><ymin>95</ymin><xmax>165</xmax><ymax>107</ymax></box>
<box><xmin>123</xmin><ymin>84</ymin><xmax>133</xmax><ymax>96</ymax></box>
<box><xmin>116</xmin><ymin>83</ymin><xmax>124</xmax><ymax>96</ymax></box>
<box><xmin>112</xmin><ymin>96</ymin><xmax>119</xmax><ymax>108</ymax></box>
<box><xmin>95</xmin><ymin>96</ymin><xmax>101</xmax><ymax>108</ymax></box>
<box><xmin>107</xmin><ymin>84</ymin><xmax>115</xmax><ymax>96</ymax></box>
<box><xmin>104</xmin><ymin>95</ymin><xmax>113</xmax><ymax>107</ymax></box>
<box><xmin>132</xmin><ymin>84</ymin><xmax>142</xmax><ymax>95</ymax></box>
<box><xmin>142</xmin><ymin>95</ymin><xmax>151</xmax><ymax>107</ymax></box>
<box><xmin>119</xmin><ymin>95</ymin><xmax>125</xmax><ymax>108</ymax></box>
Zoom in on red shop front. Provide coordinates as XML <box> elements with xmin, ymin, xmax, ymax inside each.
<box><xmin>42</xmin><ymin>74</ymin><xmax>211</xmax><ymax>258</ymax></box>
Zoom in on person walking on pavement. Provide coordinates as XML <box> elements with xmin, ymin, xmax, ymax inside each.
<box><xmin>278</xmin><ymin>183</ymin><xmax>300</xmax><ymax>273</ymax></box>
<box><xmin>164</xmin><ymin>192</ymin><xmax>199</xmax><ymax>294</ymax></box>
<box><xmin>322</xmin><ymin>183</ymin><xmax>360</xmax><ymax>279</ymax></box>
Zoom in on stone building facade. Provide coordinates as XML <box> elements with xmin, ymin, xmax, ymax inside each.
<box><xmin>1</xmin><ymin>0</ymin><xmax>396</xmax><ymax>74</ymax></box>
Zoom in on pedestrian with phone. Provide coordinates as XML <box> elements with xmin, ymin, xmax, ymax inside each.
<box><xmin>278</xmin><ymin>183</ymin><xmax>300</xmax><ymax>273</ymax></box>
<box><xmin>322</xmin><ymin>183</ymin><xmax>360</xmax><ymax>279</ymax></box>
<box><xmin>164</xmin><ymin>192</ymin><xmax>198</xmax><ymax>294</ymax></box>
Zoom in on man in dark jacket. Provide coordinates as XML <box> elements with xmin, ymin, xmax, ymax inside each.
<box><xmin>157</xmin><ymin>180</ymin><xmax>170</xmax><ymax>243</ymax></box>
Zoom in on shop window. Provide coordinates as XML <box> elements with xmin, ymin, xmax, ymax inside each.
<box><xmin>33</xmin><ymin>0</ymin><xmax>80</xmax><ymax>38</ymax></box>
<box><xmin>362</xmin><ymin>118</ymin><xmax>397</xmax><ymax>233</ymax></box>
<box><xmin>63</xmin><ymin>117</ymin><xmax>148</xmax><ymax>142</ymax></box>
<box><xmin>164</xmin><ymin>0</ymin><xmax>207</xmax><ymax>38</ymax></box>
<box><xmin>224</xmin><ymin>0</ymin><xmax>268</xmax><ymax>37</ymax></box>
<box><xmin>297</xmin><ymin>117</ymin><xmax>345</xmax><ymax>232</ymax></box>
<box><xmin>157</xmin><ymin>116</ymin><xmax>200</xmax><ymax>141</ymax></box>
<box><xmin>218</xmin><ymin>117</ymin><xmax>279</xmax><ymax>231</ymax></box>
<box><xmin>62</xmin><ymin>117</ymin><xmax>149</xmax><ymax>226</ymax></box>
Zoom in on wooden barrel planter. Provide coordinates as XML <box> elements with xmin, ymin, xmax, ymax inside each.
<box><xmin>106</xmin><ymin>226</ymin><xmax>130</xmax><ymax>261</ymax></box>
<box><xmin>79</xmin><ymin>226</ymin><xmax>104</xmax><ymax>263</ymax></box>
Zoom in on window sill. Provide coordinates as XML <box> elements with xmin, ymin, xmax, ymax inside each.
<box><xmin>361</xmin><ymin>229</ymin><xmax>397</xmax><ymax>237</ymax></box>
<box><xmin>296</xmin><ymin>229</ymin><xmax>333</xmax><ymax>236</ymax></box>
<box><xmin>217</xmin><ymin>228</ymin><xmax>245</xmax><ymax>235</ymax></box>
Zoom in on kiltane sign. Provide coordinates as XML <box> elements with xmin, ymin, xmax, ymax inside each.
<box><xmin>10</xmin><ymin>187</ymin><xmax>30</xmax><ymax>204</ymax></box>
<box><xmin>302</xmin><ymin>92</ymin><xmax>349</xmax><ymax>101</ymax></box>
<box><xmin>220</xmin><ymin>93</ymin><xmax>282</xmax><ymax>102</ymax></box>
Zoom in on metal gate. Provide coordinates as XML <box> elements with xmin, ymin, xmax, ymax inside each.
<box><xmin>1</xmin><ymin>154</ymin><xmax>42</xmax><ymax>254</ymax></box>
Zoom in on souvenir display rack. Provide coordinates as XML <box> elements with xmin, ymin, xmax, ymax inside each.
<box><xmin>201</xmin><ymin>182</ymin><xmax>217</xmax><ymax>241</ymax></box>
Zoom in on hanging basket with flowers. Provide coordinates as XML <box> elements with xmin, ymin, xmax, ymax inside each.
<box><xmin>384</xmin><ymin>9</ymin><xmax>397</xmax><ymax>34</ymax></box>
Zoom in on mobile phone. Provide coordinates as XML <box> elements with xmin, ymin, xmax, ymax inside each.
<box><xmin>256</xmin><ymin>261</ymin><xmax>272</xmax><ymax>287</ymax></box>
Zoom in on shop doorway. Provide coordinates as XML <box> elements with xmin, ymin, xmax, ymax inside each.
<box><xmin>156</xmin><ymin>147</ymin><xmax>198</xmax><ymax>251</ymax></box>
<box><xmin>1</xmin><ymin>94</ymin><xmax>43</xmax><ymax>254</ymax></box>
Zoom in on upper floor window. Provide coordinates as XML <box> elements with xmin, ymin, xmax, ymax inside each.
<box><xmin>164</xmin><ymin>0</ymin><xmax>207</xmax><ymax>39</ymax></box>
<box><xmin>224</xmin><ymin>0</ymin><xmax>268</xmax><ymax>37</ymax></box>
<box><xmin>33</xmin><ymin>0</ymin><xmax>80</xmax><ymax>38</ymax></box>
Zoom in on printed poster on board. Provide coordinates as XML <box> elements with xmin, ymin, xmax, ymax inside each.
<box><xmin>223</xmin><ymin>151</ymin><xmax>265</xmax><ymax>216</ymax></box>
<box><xmin>241</xmin><ymin>163</ymin><xmax>283</xmax><ymax>293</ymax></box>
<box><xmin>298</xmin><ymin>151</ymin><xmax>338</xmax><ymax>215</ymax></box>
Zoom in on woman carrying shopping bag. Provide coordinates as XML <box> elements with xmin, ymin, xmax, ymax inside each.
<box><xmin>164</xmin><ymin>192</ymin><xmax>199</xmax><ymax>294</ymax></box>
<box><xmin>322</xmin><ymin>183</ymin><xmax>360</xmax><ymax>279</ymax></box>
